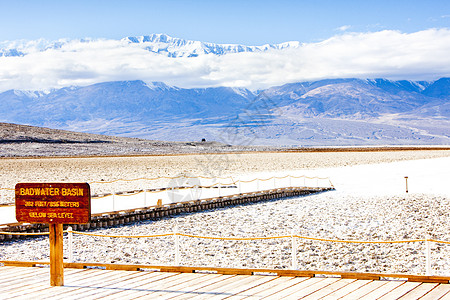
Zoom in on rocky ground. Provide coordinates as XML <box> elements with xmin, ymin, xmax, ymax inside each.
<box><xmin>1</xmin><ymin>150</ymin><xmax>449</xmax><ymax>204</ymax></box>
<box><xmin>1</xmin><ymin>122</ymin><xmax>449</xmax><ymax>275</ymax></box>
<box><xmin>1</xmin><ymin>192</ymin><xmax>449</xmax><ymax>276</ymax></box>
<box><xmin>0</xmin><ymin>122</ymin><xmax>273</xmax><ymax>157</ymax></box>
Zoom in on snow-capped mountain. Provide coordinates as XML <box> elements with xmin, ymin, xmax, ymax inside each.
<box><xmin>264</xmin><ymin>78</ymin><xmax>436</xmax><ymax>118</ymax></box>
<box><xmin>0</xmin><ymin>34</ymin><xmax>301</xmax><ymax>58</ymax></box>
<box><xmin>0</xmin><ymin>78</ymin><xmax>449</xmax><ymax>146</ymax></box>
<box><xmin>0</xmin><ymin>80</ymin><xmax>255</xmax><ymax>124</ymax></box>
<box><xmin>0</xmin><ymin>38</ymin><xmax>87</xmax><ymax>57</ymax></box>
<box><xmin>122</xmin><ymin>34</ymin><xmax>301</xmax><ymax>57</ymax></box>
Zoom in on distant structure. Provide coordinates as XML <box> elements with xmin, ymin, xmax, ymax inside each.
<box><xmin>201</xmin><ymin>138</ymin><xmax>206</xmax><ymax>142</ymax></box>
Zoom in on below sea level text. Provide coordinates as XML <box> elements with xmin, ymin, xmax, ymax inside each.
<box><xmin>29</xmin><ymin>212</ymin><xmax>74</xmax><ymax>219</ymax></box>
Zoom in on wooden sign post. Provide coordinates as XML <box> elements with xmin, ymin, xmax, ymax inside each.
<box><xmin>15</xmin><ymin>182</ymin><xmax>91</xmax><ymax>286</ymax></box>
<box><xmin>49</xmin><ymin>223</ymin><xmax>64</xmax><ymax>286</ymax></box>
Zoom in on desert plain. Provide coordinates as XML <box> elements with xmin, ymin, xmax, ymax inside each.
<box><xmin>1</xmin><ymin>149</ymin><xmax>450</xmax><ymax>276</ymax></box>
<box><xmin>1</xmin><ymin>149</ymin><xmax>449</xmax><ymax>203</ymax></box>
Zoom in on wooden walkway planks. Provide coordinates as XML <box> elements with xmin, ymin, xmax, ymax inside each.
<box><xmin>359</xmin><ymin>280</ymin><xmax>406</xmax><ymax>299</ymax></box>
<box><xmin>420</xmin><ymin>284</ymin><xmax>450</xmax><ymax>300</ymax></box>
<box><xmin>148</xmin><ymin>273</ymin><xmax>230</xmax><ymax>299</ymax></box>
<box><xmin>225</xmin><ymin>276</ymin><xmax>310</xmax><ymax>299</ymax></box>
<box><xmin>0</xmin><ymin>266</ymin><xmax>450</xmax><ymax>299</ymax></box>
<box><xmin>321</xmin><ymin>279</ymin><xmax>373</xmax><ymax>299</ymax></box>
<box><xmin>282</xmin><ymin>278</ymin><xmax>341</xmax><ymax>299</ymax></box>
<box><xmin>302</xmin><ymin>278</ymin><xmax>357</xmax><ymax>299</ymax></box>
<box><xmin>225</xmin><ymin>276</ymin><xmax>298</xmax><ymax>299</ymax></box>
<box><xmin>378</xmin><ymin>281</ymin><xmax>423</xmax><ymax>300</ymax></box>
<box><xmin>397</xmin><ymin>283</ymin><xmax>440</xmax><ymax>299</ymax></box>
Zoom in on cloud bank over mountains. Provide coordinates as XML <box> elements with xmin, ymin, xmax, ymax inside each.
<box><xmin>1</xmin><ymin>29</ymin><xmax>450</xmax><ymax>92</ymax></box>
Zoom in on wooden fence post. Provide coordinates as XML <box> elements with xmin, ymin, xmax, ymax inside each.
<box><xmin>426</xmin><ymin>236</ymin><xmax>432</xmax><ymax>276</ymax></box>
<box><xmin>68</xmin><ymin>226</ymin><xmax>73</xmax><ymax>263</ymax></box>
<box><xmin>112</xmin><ymin>192</ymin><xmax>115</xmax><ymax>211</ymax></box>
<box><xmin>291</xmin><ymin>231</ymin><xmax>298</xmax><ymax>270</ymax></box>
<box><xmin>174</xmin><ymin>226</ymin><xmax>180</xmax><ymax>266</ymax></box>
<box><xmin>49</xmin><ymin>223</ymin><xmax>64</xmax><ymax>286</ymax></box>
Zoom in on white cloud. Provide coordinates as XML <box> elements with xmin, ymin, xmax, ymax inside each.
<box><xmin>336</xmin><ymin>25</ymin><xmax>351</xmax><ymax>31</ymax></box>
<box><xmin>1</xmin><ymin>28</ymin><xmax>450</xmax><ymax>92</ymax></box>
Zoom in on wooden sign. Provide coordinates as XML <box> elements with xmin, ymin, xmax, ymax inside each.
<box><xmin>15</xmin><ymin>182</ymin><xmax>91</xmax><ymax>224</ymax></box>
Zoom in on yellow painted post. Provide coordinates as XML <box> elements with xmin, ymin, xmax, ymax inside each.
<box><xmin>49</xmin><ymin>223</ymin><xmax>64</xmax><ymax>286</ymax></box>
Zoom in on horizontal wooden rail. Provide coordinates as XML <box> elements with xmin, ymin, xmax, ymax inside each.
<box><xmin>1</xmin><ymin>260</ymin><xmax>449</xmax><ymax>284</ymax></box>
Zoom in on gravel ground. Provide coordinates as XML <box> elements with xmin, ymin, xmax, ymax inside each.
<box><xmin>1</xmin><ymin>150</ymin><xmax>449</xmax><ymax>276</ymax></box>
<box><xmin>0</xmin><ymin>122</ymin><xmax>272</xmax><ymax>157</ymax></box>
<box><xmin>1</xmin><ymin>192</ymin><xmax>448</xmax><ymax>276</ymax></box>
<box><xmin>1</xmin><ymin>150</ymin><xmax>449</xmax><ymax>204</ymax></box>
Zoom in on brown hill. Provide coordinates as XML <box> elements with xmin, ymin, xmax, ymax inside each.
<box><xmin>0</xmin><ymin>122</ymin><xmax>265</xmax><ymax>157</ymax></box>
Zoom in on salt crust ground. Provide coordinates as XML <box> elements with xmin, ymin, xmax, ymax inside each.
<box><xmin>1</xmin><ymin>150</ymin><xmax>449</xmax><ymax>204</ymax></box>
<box><xmin>0</xmin><ymin>150</ymin><xmax>449</xmax><ymax>275</ymax></box>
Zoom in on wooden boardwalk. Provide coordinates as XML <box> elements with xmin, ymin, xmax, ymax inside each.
<box><xmin>1</xmin><ymin>266</ymin><xmax>450</xmax><ymax>299</ymax></box>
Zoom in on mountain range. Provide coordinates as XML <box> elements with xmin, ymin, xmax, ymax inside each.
<box><xmin>0</xmin><ymin>33</ymin><xmax>301</xmax><ymax>58</ymax></box>
<box><xmin>0</xmin><ymin>78</ymin><xmax>449</xmax><ymax>146</ymax></box>
<box><xmin>0</xmin><ymin>34</ymin><xmax>449</xmax><ymax>146</ymax></box>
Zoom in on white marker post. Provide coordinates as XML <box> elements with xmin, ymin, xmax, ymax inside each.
<box><xmin>404</xmin><ymin>176</ymin><xmax>409</xmax><ymax>193</ymax></box>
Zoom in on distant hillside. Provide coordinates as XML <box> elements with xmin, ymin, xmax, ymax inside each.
<box><xmin>0</xmin><ymin>122</ymin><xmax>127</xmax><ymax>143</ymax></box>
<box><xmin>0</xmin><ymin>78</ymin><xmax>449</xmax><ymax>146</ymax></box>
<box><xmin>0</xmin><ymin>122</ymin><xmax>269</xmax><ymax>157</ymax></box>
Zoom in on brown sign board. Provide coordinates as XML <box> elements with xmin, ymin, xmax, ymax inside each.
<box><xmin>15</xmin><ymin>183</ymin><xmax>91</xmax><ymax>224</ymax></box>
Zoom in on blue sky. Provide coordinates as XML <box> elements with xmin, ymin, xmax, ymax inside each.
<box><xmin>1</xmin><ymin>0</ymin><xmax>449</xmax><ymax>44</ymax></box>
